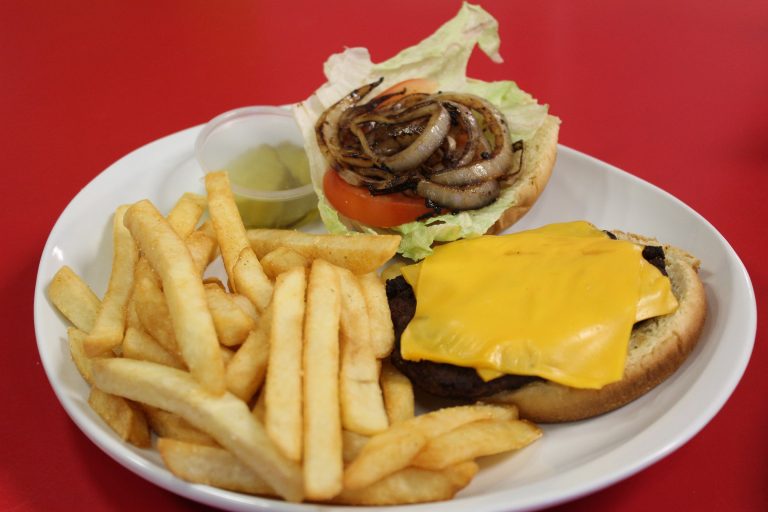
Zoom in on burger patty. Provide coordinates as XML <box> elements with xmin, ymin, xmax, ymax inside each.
<box><xmin>386</xmin><ymin>237</ymin><xmax>667</xmax><ymax>399</ymax></box>
<box><xmin>387</xmin><ymin>275</ymin><xmax>540</xmax><ymax>399</ymax></box>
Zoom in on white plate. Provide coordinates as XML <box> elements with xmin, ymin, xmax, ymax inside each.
<box><xmin>34</xmin><ymin>123</ymin><xmax>756</xmax><ymax>512</ymax></box>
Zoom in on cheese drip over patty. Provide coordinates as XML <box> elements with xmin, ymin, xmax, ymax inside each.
<box><xmin>399</xmin><ymin>221</ymin><xmax>678</xmax><ymax>389</ymax></box>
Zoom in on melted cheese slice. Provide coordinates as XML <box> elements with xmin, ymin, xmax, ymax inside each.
<box><xmin>400</xmin><ymin>221</ymin><xmax>678</xmax><ymax>389</ymax></box>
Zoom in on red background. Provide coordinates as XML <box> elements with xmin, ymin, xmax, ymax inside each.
<box><xmin>2</xmin><ymin>1</ymin><xmax>766</xmax><ymax>510</ymax></box>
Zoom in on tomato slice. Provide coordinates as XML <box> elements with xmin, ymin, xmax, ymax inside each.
<box><xmin>374</xmin><ymin>78</ymin><xmax>439</xmax><ymax>109</ymax></box>
<box><xmin>322</xmin><ymin>78</ymin><xmax>441</xmax><ymax>228</ymax></box>
<box><xmin>323</xmin><ymin>170</ymin><xmax>432</xmax><ymax>228</ymax></box>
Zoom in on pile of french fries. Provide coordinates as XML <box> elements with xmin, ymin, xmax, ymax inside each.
<box><xmin>47</xmin><ymin>170</ymin><xmax>542</xmax><ymax>505</ymax></box>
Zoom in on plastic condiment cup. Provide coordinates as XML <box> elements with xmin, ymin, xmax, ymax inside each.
<box><xmin>194</xmin><ymin>106</ymin><xmax>317</xmax><ymax>228</ymax></box>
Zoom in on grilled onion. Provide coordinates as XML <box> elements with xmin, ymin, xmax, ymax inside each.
<box><xmin>315</xmin><ymin>79</ymin><xmax>522</xmax><ymax>212</ymax></box>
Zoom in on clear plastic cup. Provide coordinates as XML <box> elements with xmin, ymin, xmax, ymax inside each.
<box><xmin>195</xmin><ymin>106</ymin><xmax>317</xmax><ymax>228</ymax></box>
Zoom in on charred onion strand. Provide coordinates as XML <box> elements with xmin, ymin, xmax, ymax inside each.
<box><xmin>442</xmin><ymin>100</ymin><xmax>482</xmax><ymax>168</ymax></box>
<box><xmin>316</xmin><ymin>78</ymin><xmax>385</xmax><ymax>173</ymax></box>
<box><xmin>351</xmin><ymin>101</ymin><xmax>452</xmax><ymax>172</ymax></box>
<box><xmin>427</xmin><ymin>93</ymin><xmax>514</xmax><ymax>186</ymax></box>
<box><xmin>315</xmin><ymin>79</ymin><xmax>522</xmax><ymax>214</ymax></box>
<box><xmin>417</xmin><ymin>179</ymin><xmax>501</xmax><ymax>211</ymax></box>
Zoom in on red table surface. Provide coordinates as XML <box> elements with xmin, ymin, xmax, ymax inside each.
<box><xmin>2</xmin><ymin>1</ymin><xmax>766</xmax><ymax>510</ymax></box>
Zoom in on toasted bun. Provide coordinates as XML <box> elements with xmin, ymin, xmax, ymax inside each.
<box><xmin>487</xmin><ymin>233</ymin><xmax>707</xmax><ymax>422</ymax></box>
<box><xmin>334</xmin><ymin>114</ymin><xmax>561</xmax><ymax>238</ymax></box>
<box><xmin>488</xmin><ymin>114</ymin><xmax>560</xmax><ymax>234</ymax></box>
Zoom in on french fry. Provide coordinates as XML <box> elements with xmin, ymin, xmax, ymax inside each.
<box><xmin>337</xmin><ymin>267</ymin><xmax>389</xmax><ymax>435</ymax></box>
<box><xmin>67</xmin><ymin>327</ymin><xmax>96</xmax><ymax>385</ymax></box>
<box><xmin>302</xmin><ymin>259</ymin><xmax>343</xmax><ymax>500</ymax></box>
<box><xmin>125</xmin><ymin>291</ymin><xmax>143</xmax><ymax>331</ymax></box>
<box><xmin>158</xmin><ymin>438</ymin><xmax>276</xmax><ymax>496</ymax></box>
<box><xmin>412</xmin><ymin>418</ymin><xmax>542</xmax><ymax>470</ymax></box>
<box><xmin>143</xmin><ymin>405</ymin><xmax>217</xmax><ymax>446</ymax></box>
<box><xmin>226</xmin><ymin>308</ymin><xmax>271</xmax><ymax>402</ymax></box>
<box><xmin>252</xmin><ymin>386</ymin><xmax>267</xmax><ymax>423</ymax></box>
<box><xmin>232</xmin><ymin>247</ymin><xmax>273</xmax><ymax>312</ymax></box>
<box><xmin>205</xmin><ymin>171</ymin><xmax>265</xmax><ymax>293</ymax></box>
<box><xmin>264</xmin><ymin>267</ymin><xmax>306</xmax><ymax>462</ymax></box>
<box><xmin>230</xmin><ymin>293</ymin><xmax>260</xmax><ymax>322</ymax></box>
<box><xmin>246</xmin><ymin>230</ymin><xmax>401</xmax><ymax>275</ymax></box>
<box><xmin>91</xmin><ymin>358</ymin><xmax>303</xmax><ymax>502</ymax></box>
<box><xmin>129</xmin><ymin>204</ymin><xmax>211</xmax><ymax>349</ymax></box>
<box><xmin>359</xmin><ymin>272</ymin><xmax>395</xmax><ymax>358</ymax></box>
<box><xmin>186</xmin><ymin>221</ymin><xmax>219</xmax><ymax>276</ymax></box>
<box><xmin>88</xmin><ymin>387</ymin><xmax>150</xmax><ymax>448</ymax></box>
<box><xmin>343</xmin><ymin>403</ymin><xmax>518</xmax><ymax>490</ymax></box>
<box><xmin>343</xmin><ymin>425</ymin><xmax>428</xmax><ymax>491</ymax></box>
<box><xmin>332</xmin><ymin>461</ymin><xmax>479</xmax><ymax>505</ymax></box>
<box><xmin>204</xmin><ymin>170</ymin><xmax>248</xmax><ymax>281</ymax></box>
<box><xmin>380</xmin><ymin>360</ymin><xmax>414</xmax><ymax>424</ymax></box>
<box><xmin>129</xmin><ymin>220</ymin><xmax>217</xmax><ymax>355</ymax></box>
<box><xmin>132</xmin><ymin>259</ymin><xmax>178</xmax><ymax>355</ymax></box>
<box><xmin>122</xmin><ymin>326</ymin><xmax>185</xmax><ymax>369</ymax></box>
<box><xmin>84</xmin><ymin>205</ymin><xmax>138</xmax><ymax>356</ymax></box>
<box><xmin>124</xmin><ymin>200</ymin><xmax>225</xmax><ymax>395</ymax></box>
<box><xmin>219</xmin><ymin>345</ymin><xmax>235</xmax><ymax>366</ymax></box>
<box><xmin>204</xmin><ymin>284</ymin><xmax>257</xmax><ymax>347</ymax></box>
<box><xmin>48</xmin><ymin>266</ymin><xmax>101</xmax><ymax>333</ymax></box>
<box><xmin>260</xmin><ymin>247</ymin><xmax>310</xmax><ymax>280</ymax></box>
<box><xmin>342</xmin><ymin>430</ymin><xmax>370</xmax><ymax>464</ymax></box>
<box><xmin>166</xmin><ymin>192</ymin><xmax>206</xmax><ymax>239</ymax></box>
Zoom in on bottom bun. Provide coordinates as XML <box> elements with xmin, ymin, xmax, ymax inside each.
<box><xmin>487</xmin><ymin>234</ymin><xmax>707</xmax><ymax>423</ymax></box>
<box><xmin>487</xmin><ymin>114</ymin><xmax>560</xmax><ymax>234</ymax></box>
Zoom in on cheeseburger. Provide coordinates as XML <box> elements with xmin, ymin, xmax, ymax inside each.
<box><xmin>387</xmin><ymin>221</ymin><xmax>707</xmax><ymax>423</ymax></box>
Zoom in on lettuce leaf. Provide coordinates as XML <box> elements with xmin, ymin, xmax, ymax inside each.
<box><xmin>293</xmin><ymin>2</ymin><xmax>549</xmax><ymax>260</ymax></box>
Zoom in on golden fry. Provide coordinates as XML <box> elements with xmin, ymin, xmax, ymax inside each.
<box><xmin>132</xmin><ymin>259</ymin><xmax>178</xmax><ymax>355</ymax></box>
<box><xmin>67</xmin><ymin>327</ymin><xmax>96</xmax><ymax>385</ymax></box>
<box><xmin>204</xmin><ymin>283</ymin><xmax>257</xmax><ymax>347</ymax></box>
<box><xmin>332</xmin><ymin>461</ymin><xmax>479</xmax><ymax>505</ymax></box>
<box><xmin>380</xmin><ymin>360</ymin><xmax>415</xmax><ymax>425</ymax></box>
<box><xmin>342</xmin><ymin>430</ymin><xmax>370</xmax><ymax>464</ymax></box>
<box><xmin>88</xmin><ymin>387</ymin><xmax>150</xmax><ymax>448</ymax></box>
<box><xmin>264</xmin><ymin>267</ymin><xmax>306</xmax><ymax>462</ymax></box>
<box><xmin>158</xmin><ymin>438</ymin><xmax>276</xmax><ymax>496</ymax></box>
<box><xmin>84</xmin><ymin>205</ymin><xmax>138</xmax><ymax>356</ymax></box>
<box><xmin>338</xmin><ymin>267</ymin><xmax>389</xmax><ymax>435</ymax></box>
<box><xmin>229</xmin><ymin>293</ymin><xmax>260</xmax><ymax>322</ymax></box>
<box><xmin>260</xmin><ymin>247</ymin><xmax>310</xmax><ymax>280</ymax></box>
<box><xmin>186</xmin><ymin>221</ymin><xmax>219</xmax><ymax>276</ymax></box>
<box><xmin>226</xmin><ymin>308</ymin><xmax>271</xmax><ymax>402</ymax></box>
<box><xmin>344</xmin><ymin>403</ymin><xmax>518</xmax><ymax>490</ymax></box>
<box><xmin>358</xmin><ymin>272</ymin><xmax>395</xmax><ymax>358</ymax></box>
<box><xmin>412</xmin><ymin>418</ymin><xmax>542</xmax><ymax>470</ymax></box>
<box><xmin>302</xmin><ymin>259</ymin><xmax>343</xmax><ymax>500</ymax></box>
<box><xmin>343</xmin><ymin>425</ymin><xmax>427</xmax><ymax>491</ymax></box>
<box><xmin>143</xmin><ymin>405</ymin><xmax>217</xmax><ymax>446</ymax></box>
<box><xmin>166</xmin><ymin>192</ymin><xmax>206</xmax><ymax>239</ymax></box>
<box><xmin>122</xmin><ymin>326</ymin><xmax>185</xmax><ymax>369</ymax></box>
<box><xmin>232</xmin><ymin>247</ymin><xmax>273</xmax><ymax>313</ymax></box>
<box><xmin>205</xmin><ymin>171</ymin><xmax>253</xmax><ymax>290</ymax></box>
<box><xmin>124</xmin><ymin>200</ymin><xmax>225</xmax><ymax>395</ymax></box>
<box><xmin>246</xmin><ymin>229</ymin><xmax>400</xmax><ymax>275</ymax></box>
<box><xmin>48</xmin><ymin>266</ymin><xmax>101</xmax><ymax>333</ymax></box>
